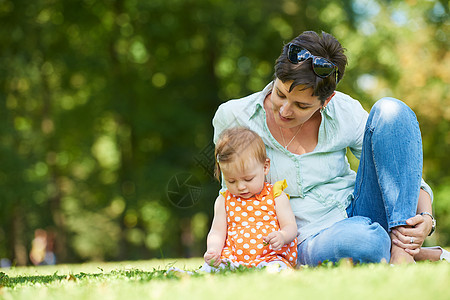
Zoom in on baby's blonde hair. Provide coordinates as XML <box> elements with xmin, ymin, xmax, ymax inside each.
<box><xmin>214</xmin><ymin>127</ymin><xmax>267</xmax><ymax>181</ymax></box>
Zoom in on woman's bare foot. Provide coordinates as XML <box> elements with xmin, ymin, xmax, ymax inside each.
<box><xmin>414</xmin><ymin>247</ymin><xmax>442</xmax><ymax>262</ymax></box>
<box><xmin>390</xmin><ymin>233</ymin><xmax>415</xmax><ymax>264</ymax></box>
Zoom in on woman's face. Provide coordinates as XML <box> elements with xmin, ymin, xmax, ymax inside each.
<box><xmin>269</xmin><ymin>78</ymin><xmax>323</xmax><ymax>129</ymax></box>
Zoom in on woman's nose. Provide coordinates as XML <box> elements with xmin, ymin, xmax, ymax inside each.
<box><xmin>280</xmin><ymin>102</ymin><xmax>292</xmax><ymax>117</ymax></box>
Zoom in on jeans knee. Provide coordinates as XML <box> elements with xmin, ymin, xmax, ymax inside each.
<box><xmin>371</xmin><ymin>97</ymin><xmax>416</xmax><ymax>125</ymax></box>
<box><xmin>334</xmin><ymin>218</ymin><xmax>390</xmax><ymax>263</ymax></box>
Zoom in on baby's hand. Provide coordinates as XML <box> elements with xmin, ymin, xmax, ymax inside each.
<box><xmin>204</xmin><ymin>250</ymin><xmax>222</xmax><ymax>267</ymax></box>
<box><xmin>263</xmin><ymin>231</ymin><xmax>285</xmax><ymax>251</ymax></box>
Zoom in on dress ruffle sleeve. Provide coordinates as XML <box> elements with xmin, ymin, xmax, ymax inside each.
<box><xmin>273</xmin><ymin>179</ymin><xmax>289</xmax><ymax>199</ymax></box>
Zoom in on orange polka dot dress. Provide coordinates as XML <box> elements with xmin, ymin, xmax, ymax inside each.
<box><xmin>220</xmin><ymin>180</ymin><xmax>298</xmax><ymax>268</ymax></box>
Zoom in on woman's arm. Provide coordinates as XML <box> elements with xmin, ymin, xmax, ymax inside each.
<box><xmin>264</xmin><ymin>192</ymin><xmax>297</xmax><ymax>251</ymax></box>
<box><xmin>416</xmin><ymin>188</ymin><xmax>433</xmax><ymax>216</ymax></box>
<box><xmin>204</xmin><ymin>194</ymin><xmax>227</xmax><ymax>266</ymax></box>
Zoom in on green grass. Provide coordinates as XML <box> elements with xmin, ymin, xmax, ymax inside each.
<box><xmin>1</xmin><ymin>258</ymin><xmax>449</xmax><ymax>300</ymax></box>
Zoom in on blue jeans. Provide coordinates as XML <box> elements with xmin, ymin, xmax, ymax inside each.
<box><xmin>298</xmin><ymin>98</ymin><xmax>423</xmax><ymax>265</ymax></box>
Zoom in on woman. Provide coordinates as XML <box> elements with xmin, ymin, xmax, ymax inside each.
<box><xmin>212</xmin><ymin>30</ymin><xmax>445</xmax><ymax>265</ymax></box>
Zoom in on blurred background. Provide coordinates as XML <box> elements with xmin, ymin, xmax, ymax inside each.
<box><xmin>0</xmin><ymin>0</ymin><xmax>448</xmax><ymax>266</ymax></box>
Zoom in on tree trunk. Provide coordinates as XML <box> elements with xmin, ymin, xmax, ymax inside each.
<box><xmin>12</xmin><ymin>205</ymin><xmax>27</xmax><ymax>266</ymax></box>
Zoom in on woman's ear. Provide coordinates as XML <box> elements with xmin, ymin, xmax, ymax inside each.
<box><xmin>264</xmin><ymin>158</ymin><xmax>270</xmax><ymax>175</ymax></box>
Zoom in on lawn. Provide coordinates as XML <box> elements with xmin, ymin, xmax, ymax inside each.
<box><xmin>1</xmin><ymin>258</ymin><xmax>449</xmax><ymax>300</ymax></box>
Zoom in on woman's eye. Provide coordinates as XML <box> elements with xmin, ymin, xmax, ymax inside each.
<box><xmin>276</xmin><ymin>90</ymin><xmax>286</xmax><ymax>98</ymax></box>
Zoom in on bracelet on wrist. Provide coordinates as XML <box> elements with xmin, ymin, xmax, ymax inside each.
<box><xmin>420</xmin><ymin>212</ymin><xmax>436</xmax><ymax>236</ymax></box>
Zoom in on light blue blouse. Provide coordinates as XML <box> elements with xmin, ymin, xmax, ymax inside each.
<box><xmin>212</xmin><ymin>82</ymin><xmax>433</xmax><ymax>242</ymax></box>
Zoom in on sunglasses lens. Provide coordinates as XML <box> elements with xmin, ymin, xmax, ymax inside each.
<box><xmin>312</xmin><ymin>57</ymin><xmax>335</xmax><ymax>77</ymax></box>
<box><xmin>288</xmin><ymin>44</ymin><xmax>311</xmax><ymax>64</ymax></box>
<box><xmin>287</xmin><ymin>45</ymin><xmax>299</xmax><ymax>63</ymax></box>
<box><xmin>287</xmin><ymin>44</ymin><xmax>338</xmax><ymax>82</ymax></box>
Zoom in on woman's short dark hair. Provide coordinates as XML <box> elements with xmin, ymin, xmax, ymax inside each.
<box><xmin>274</xmin><ymin>31</ymin><xmax>347</xmax><ymax>103</ymax></box>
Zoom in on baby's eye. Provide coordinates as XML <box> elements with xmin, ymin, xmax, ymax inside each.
<box><xmin>244</xmin><ymin>177</ymin><xmax>254</xmax><ymax>182</ymax></box>
<box><xmin>227</xmin><ymin>180</ymin><xmax>235</xmax><ymax>184</ymax></box>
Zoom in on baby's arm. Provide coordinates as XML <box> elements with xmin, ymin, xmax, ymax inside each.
<box><xmin>264</xmin><ymin>191</ymin><xmax>297</xmax><ymax>251</ymax></box>
<box><xmin>204</xmin><ymin>194</ymin><xmax>227</xmax><ymax>267</ymax></box>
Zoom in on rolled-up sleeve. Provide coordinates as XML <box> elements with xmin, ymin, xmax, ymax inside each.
<box><xmin>212</xmin><ymin>102</ymin><xmax>242</xmax><ymax>144</ymax></box>
<box><xmin>420</xmin><ymin>178</ymin><xmax>434</xmax><ymax>202</ymax></box>
<box><xmin>212</xmin><ymin>104</ymin><xmax>227</xmax><ymax>144</ymax></box>
<box><xmin>348</xmin><ymin>101</ymin><xmax>369</xmax><ymax>160</ymax></box>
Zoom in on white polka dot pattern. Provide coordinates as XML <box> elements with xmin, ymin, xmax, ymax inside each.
<box><xmin>221</xmin><ymin>182</ymin><xmax>298</xmax><ymax>268</ymax></box>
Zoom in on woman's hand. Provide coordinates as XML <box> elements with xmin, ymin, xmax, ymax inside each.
<box><xmin>391</xmin><ymin>214</ymin><xmax>433</xmax><ymax>256</ymax></box>
<box><xmin>264</xmin><ymin>231</ymin><xmax>286</xmax><ymax>251</ymax></box>
<box><xmin>204</xmin><ymin>249</ymin><xmax>222</xmax><ymax>267</ymax></box>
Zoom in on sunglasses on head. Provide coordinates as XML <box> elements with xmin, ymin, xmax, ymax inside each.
<box><xmin>287</xmin><ymin>43</ymin><xmax>340</xmax><ymax>83</ymax></box>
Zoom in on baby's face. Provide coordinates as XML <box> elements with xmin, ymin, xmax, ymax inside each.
<box><xmin>220</xmin><ymin>158</ymin><xmax>269</xmax><ymax>199</ymax></box>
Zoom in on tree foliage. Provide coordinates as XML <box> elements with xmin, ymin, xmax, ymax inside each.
<box><xmin>0</xmin><ymin>0</ymin><xmax>448</xmax><ymax>264</ymax></box>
